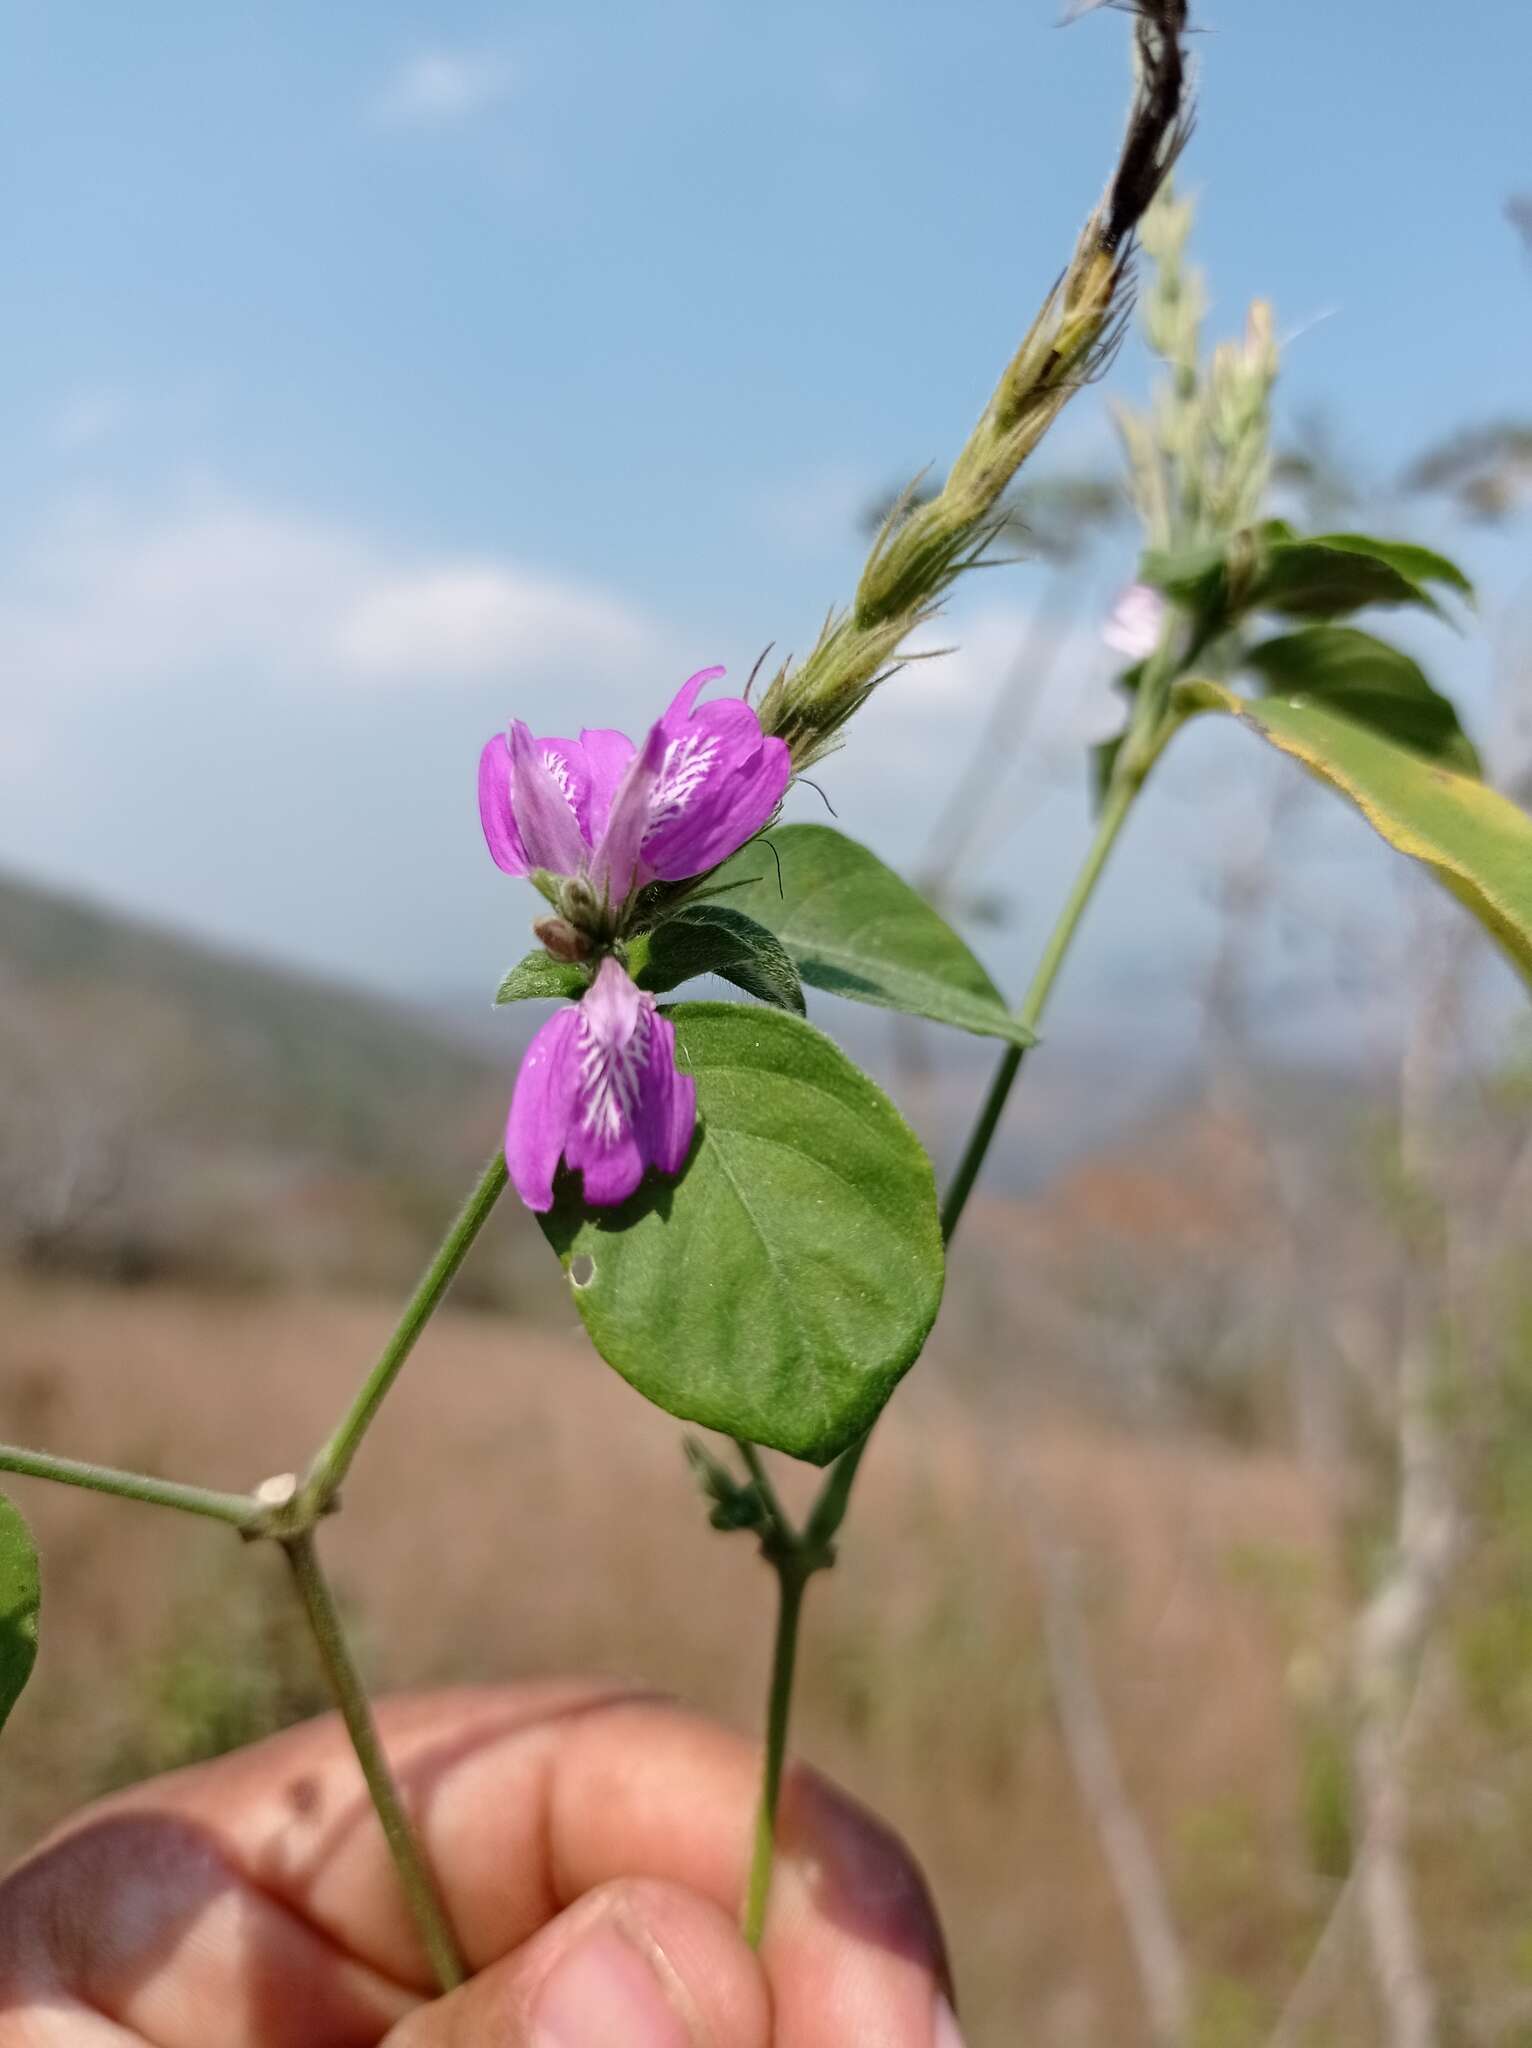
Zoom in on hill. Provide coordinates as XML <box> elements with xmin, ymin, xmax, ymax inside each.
<box><xmin>0</xmin><ymin>869</ymin><xmax>529</xmax><ymax>1294</ymax></box>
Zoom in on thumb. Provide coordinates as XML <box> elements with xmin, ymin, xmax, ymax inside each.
<box><xmin>381</xmin><ymin>1877</ymin><xmax>771</xmax><ymax>2048</ymax></box>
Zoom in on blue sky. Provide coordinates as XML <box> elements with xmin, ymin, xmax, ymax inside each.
<box><xmin>2</xmin><ymin>0</ymin><xmax>1529</xmax><ymax>1063</ymax></box>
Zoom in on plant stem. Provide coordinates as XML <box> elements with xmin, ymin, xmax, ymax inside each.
<box><xmin>939</xmin><ymin>763</ymin><xmax>1140</xmax><ymax>1242</ymax></box>
<box><xmin>0</xmin><ymin>1444</ymin><xmax>261</xmax><ymax>1530</ymax></box>
<box><xmin>737</xmin><ymin>741</ymin><xmax>1154</xmax><ymax>1943</ymax></box>
<box><xmin>304</xmin><ymin>1153</ymin><xmax>507</xmax><ymax>1508</ymax></box>
<box><xmin>282</xmin><ymin>1530</ymin><xmax>466</xmax><ymax>1992</ymax></box>
<box><xmin>742</xmin><ymin>1556</ymin><xmax>809</xmax><ymax>1948</ymax></box>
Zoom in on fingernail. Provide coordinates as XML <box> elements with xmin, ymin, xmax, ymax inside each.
<box><xmin>533</xmin><ymin>1924</ymin><xmax>692</xmax><ymax>2048</ymax></box>
<box><xmin>933</xmin><ymin>1991</ymin><xmax>968</xmax><ymax>2048</ymax></box>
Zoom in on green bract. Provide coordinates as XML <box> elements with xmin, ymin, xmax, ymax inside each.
<box><xmin>707</xmin><ymin>824</ymin><xmax>1035</xmax><ymax>1046</ymax></box>
<box><xmin>539</xmin><ymin>1002</ymin><xmax>945</xmax><ymax>1464</ymax></box>
<box><xmin>495</xmin><ymin>954</ymin><xmax>587</xmax><ymax>1004</ymax></box>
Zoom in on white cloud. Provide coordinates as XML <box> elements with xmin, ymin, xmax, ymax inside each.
<box><xmin>370</xmin><ymin>49</ymin><xmax>514</xmax><ymax>129</ymax></box>
<box><xmin>334</xmin><ymin>564</ymin><xmax>648</xmax><ymax>683</ymax></box>
<box><xmin>0</xmin><ymin>477</ymin><xmax>679</xmax><ymax>992</ymax></box>
<box><xmin>0</xmin><ymin>481</ymin><xmax>659</xmax><ymax>706</ymax></box>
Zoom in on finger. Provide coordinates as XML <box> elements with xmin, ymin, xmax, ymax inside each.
<box><xmin>86</xmin><ymin>1685</ymin><xmax>954</xmax><ymax>2046</ymax></box>
<box><xmin>0</xmin><ymin>2000</ymin><xmax>142</xmax><ymax>2046</ymax></box>
<box><xmin>381</xmin><ymin>1878</ymin><xmax>769</xmax><ymax>2048</ymax></box>
<box><xmin>0</xmin><ymin>1805</ymin><xmax>415</xmax><ymax>2048</ymax></box>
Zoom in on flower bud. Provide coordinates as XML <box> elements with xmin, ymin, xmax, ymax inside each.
<box><xmin>533</xmin><ymin>915</ymin><xmax>592</xmax><ymax>963</ymax></box>
<box><xmin>555</xmin><ymin>874</ymin><xmax>603</xmax><ymax>933</ymax></box>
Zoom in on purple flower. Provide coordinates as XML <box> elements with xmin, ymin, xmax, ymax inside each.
<box><xmin>506</xmin><ymin>955</ymin><xmax>697</xmax><ymax>1211</ymax></box>
<box><xmin>479</xmin><ymin>667</ymin><xmax>791</xmax><ymax>905</ymax></box>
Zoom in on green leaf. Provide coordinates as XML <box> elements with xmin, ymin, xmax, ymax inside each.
<box><xmin>705</xmin><ymin>824</ymin><xmax>1034</xmax><ymax>1045</ymax></box>
<box><xmin>1177</xmin><ymin>679</ymin><xmax>1532</xmax><ymax>988</ymax></box>
<box><xmin>1141</xmin><ymin>524</ymin><xmax>1472</xmax><ymax>628</ymax></box>
<box><xmin>0</xmin><ymin>1492</ymin><xmax>39</xmax><ymax>1735</ymax></box>
<box><xmin>1254</xmin><ymin>538</ymin><xmax>1447</xmax><ymax>621</ymax></box>
<box><xmin>1242</xmin><ymin>626</ymin><xmax>1481</xmax><ymax>775</ymax></box>
<box><xmin>494</xmin><ymin>954</ymin><xmax>589</xmax><ymax>1004</ymax></box>
<box><xmin>629</xmin><ymin>904</ymin><xmax>805</xmax><ymax>1013</ymax></box>
<box><xmin>539</xmin><ymin>1003</ymin><xmax>944</xmax><ymax>1464</ymax></box>
<box><xmin>1304</xmin><ymin>533</ymin><xmax>1474</xmax><ymax>606</ymax></box>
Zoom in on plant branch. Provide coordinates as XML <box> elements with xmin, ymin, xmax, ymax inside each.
<box><xmin>0</xmin><ymin>1443</ymin><xmax>263</xmax><ymax>1531</ymax></box>
<box><xmin>282</xmin><ymin>1530</ymin><xmax>466</xmax><ymax>1992</ymax></box>
<box><xmin>304</xmin><ymin>1153</ymin><xmax>507</xmax><ymax>1511</ymax></box>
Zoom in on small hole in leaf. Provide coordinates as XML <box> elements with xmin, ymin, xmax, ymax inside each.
<box><xmin>570</xmin><ymin>1254</ymin><xmax>596</xmax><ymax>1288</ymax></box>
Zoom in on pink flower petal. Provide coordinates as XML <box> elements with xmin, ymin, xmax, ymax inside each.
<box><xmin>644</xmin><ymin>1011</ymin><xmax>697</xmax><ymax>1175</ymax></box>
<box><xmin>505</xmin><ymin>1006</ymin><xmax>582</xmax><ymax>1211</ymax></box>
<box><xmin>661</xmin><ymin>665</ymin><xmax>728</xmax><ymax>726</ymax></box>
<box><xmin>478</xmin><ymin>734</ymin><xmax>529</xmax><ymax>875</ymax></box>
<box><xmin>507</xmin><ymin>721</ymin><xmax>589</xmax><ymax>875</ymax></box>
<box><xmin>591</xmin><ymin>720</ymin><xmax>667</xmax><ymax>904</ymax></box>
<box><xmin>640</xmin><ymin>692</ymin><xmax>791</xmax><ymax>882</ymax></box>
<box><xmin>1103</xmin><ymin>583</ymin><xmax>1167</xmax><ymax>662</ymax></box>
<box><xmin>579</xmin><ymin>727</ymin><xmax>637</xmax><ymax>841</ymax></box>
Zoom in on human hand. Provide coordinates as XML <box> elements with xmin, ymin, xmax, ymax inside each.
<box><xmin>0</xmin><ymin>1684</ymin><xmax>960</xmax><ymax>2045</ymax></box>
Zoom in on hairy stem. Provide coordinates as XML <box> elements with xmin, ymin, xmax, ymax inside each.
<box><xmin>742</xmin><ymin>1556</ymin><xmax>810</xmax><ymax>1948</ymax></box>
<box><xmin>304</xmin><ymin>1153</ymin><xmax>507</xmax><ymax>1509</ymax></box>
<box><xmin>753</xmin><ymin>0</ymin><xmax>1188</xmax><ymax>772</ymax></box>
<box><xmin>282</xmin><ymin>1530</ymin><xmax>466</xmax><ymax>1992</ymax></box>
<box><xmin>0</xmin><ymin>1444</ymin><xmax>262</xmax><ymax>1530</ymax></box>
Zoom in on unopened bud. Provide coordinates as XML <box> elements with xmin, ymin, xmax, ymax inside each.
<box><xmin>533</xmin><ymin>915</ymin><xmax>592</xmax><ymax>963</ymax></box>
<box><xmin>555</xmin><ymin>875</ymin><xmax>602</xmax><ymax>932</ymax></box>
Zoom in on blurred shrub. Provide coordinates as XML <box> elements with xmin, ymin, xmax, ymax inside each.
<box><xmin>88</xmin><ymin>1548</ymin><xmax>332</xmax><ymax>1793</ymax></box>
<box><xmin>1297</xmin><ymin>1712</ymin><xmax>1353</xmax><ymax>1881</ymax></box>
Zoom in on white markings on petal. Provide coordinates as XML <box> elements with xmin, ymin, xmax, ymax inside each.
<box><xmin>576</xmin><ymin>995</ymin><xmax>653</xmax><ymax>1143</ymax></box>
<box><xmin>645</xmin><ymin>732</ymin><xmax>720</xmax><ymax>840</ymax></box>
<box><xmin>541</xmin><ymin>747</ymin><xmax>580</xmax><ymax>814</ymax></box>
